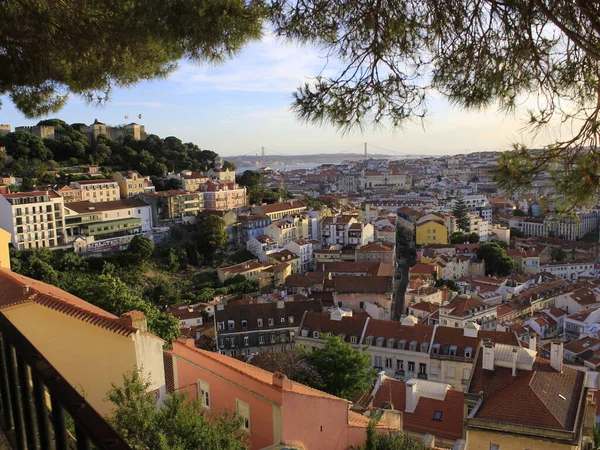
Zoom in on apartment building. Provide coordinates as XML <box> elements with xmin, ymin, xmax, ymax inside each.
<box><xmin>0</xmin><ymin>190</ymin><xmax>65</xmax><ymax>250</ymax></box>
<box><xmin>539</xmin><ymin>259</ymin><xmax>595</xmax><ymax>279</ymax></box>
<box><xmin>140</xmin><ymin>190</ymin><xmax>203</xmax><ymax>225</ymax></box>
<box><xmin>172</xmin><ymin>171</ymin><xmax>208</xmax><ymax>192</ymax></box>
<box><xmin>356</xmin><ymin>241</ymin><xmax>395</xmax><ymax>265</ymax></box>
<box><xmin>285</xmin><ymin>239</ymin><xmax>313</xmax><ymax>273</ymax></box>
<box><xmin>214</xmin><ymin>299</ymin><xmax>322</xmax><ymax>356</ymax></box>
<box><xmin>239</xmin><ymin>214</ymin><xmax>272</xmax><ymax>242</ymax></box>
<box><xmin>439</xmin><ymin>295</ymin><xmax>497</xmax><ymax>330</ymax></box>
<box><xmin>199</xmin><ymin>180</ymin><xmax>247</xmax><ymax>211</ymax></box>
<box><xmin>217</xmin><ymin>260</ymin><xmax>270</xmax><ymax>284</ymax></box>
<box><xmin>56</xmin><ymin>185</ymin><xmax>83</xmax><ymax>203</ymax></box>
<box><xmin>252</xmin><ymin>200</ymin><xmax>306</xmax><ymax>221</ymax></box>
<box><xmin>63</xmin><ymin>199</ymin><xmax>152</xmax><ymax>251</ymax></box>
<box><xmin>247</xmin><ymin>235</ymin><xmax>279</xmax><ymax>262</ymax></box>
<box><xmin>70</xmin><ymin>179</ymin><xmax>120</xmax><ymax>203</ymax></box>
<box><xmin>321</xmin><ymin>215</ymin><xmax>360</xmax><ymax>246</ymax></box>
<box><xmin>416</xmin><ymin>215</ymin><xmax>448</xmax><ymax>246</ymax></box>
<box><xmin>264</xmin><ymin>220</ymin><xmax>297</xmax><ymax>246</ymax></box>
<box><xmin>564</xmin><ymin>307</ymin><xmax>600</xmax><ymax>341</ymax></box>
<box><xmin>348</xmin><ymin>222</ymin><xmax>375</xmax><ymax>246</ymax></box>
<box><xmin>360</xmin><ymin>170</ymin><xmax>411</xmax><ymax>191</ymax></box>
<box><xmin>112</xmin><ymin>170</ymin><xmax>154</xmax><ymax>199</ymax></box>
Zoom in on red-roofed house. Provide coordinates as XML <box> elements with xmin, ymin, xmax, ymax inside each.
<box><xmin>167</xmin><ymin>338</ymin><xmax>373</xmax><ymax>450</ymax></box>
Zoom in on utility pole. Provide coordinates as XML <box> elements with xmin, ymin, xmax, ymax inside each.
<box><xmin>364</xmin><ymin>142</ymin><xmax>368</xmax><ymax>160</ymax></box>
<box><xmin>261</xmin><ymin>146</ymin><xmax>266</xmax><ymax>167</ymax></box>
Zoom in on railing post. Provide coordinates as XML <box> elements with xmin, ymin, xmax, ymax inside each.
<box><xmin>75</xmin><ymin>423</ymin><xmax>91</xmax><ymax>450</ymax></box>
<box><xmin>32</xmin><ymin>372</ymin><xmax>50</xmax><ymax>450</ymax></box>
<box><xmin>16</xmin><ymin>355</ymin><xmax>36</xmax><ymax>450</ymax></box>
<box><xmin>5</xmin><ymin>342</ymin><xmax>25</xmax><ymax>450</ymax></box>
<box><xmin>51</xmin><ymin>396</ymin><xmax>68</xmax><ymax>450</ymax></box>
<box><xmin>0</xmin><ymin>334</ymin><xmax>13</xmax><ymax>431</ymax></box>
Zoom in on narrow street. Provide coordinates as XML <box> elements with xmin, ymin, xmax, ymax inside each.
<box><xmin>393</xmin><ymin>241</ymin><xmax>414</xmax><ymax>320</ymax></box>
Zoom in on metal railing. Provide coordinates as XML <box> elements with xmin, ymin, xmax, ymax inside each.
<box><xmin>0</xmin><ymin>313</ymin><xmax>131</xmax><ymax>450</ymax></box>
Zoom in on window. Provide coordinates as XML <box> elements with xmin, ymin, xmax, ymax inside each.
<box><xmin>433</xmin><ymin>411</ymin><xmax>442</xmax><ymax>421</ymax></box>
<box><xmin>244</xmin><ymin>336</ymin><xmax>249</xmax><ymax>346</ymax></box>
<box><xmin>396</xmin><ymin>360</ymin><xmax>404</xmax><ymax>370</ymax></box>
<box><xmin>281</xmin><ymin>317</ymin><xmax>285</xmax><ymax>323</ymax></box>
<box><xmin>350</xmin><ymin>336</ymin><xmax>358</xmax><ymax>344</ymax></box>
<box><xmin>419</xmin><ymin>363</ymin><xmax>426</xmax><ymax>375</ymax></box>
<box><xmin>268</xmin><ymin>318</ymin><xmax>274</xmax><ymax>326</ymax></box>
<box><xmin>217</xmin><ymin>322</ymin><xmax>225</xmax><ymax>331</ymax></box>
<box><xmin>236</xmin><ymin>399</ymin><xmax>251</xmax><ymax>433</ymax></box>
<box><xmin>241</xmin><ymin>320</ymin><xmax>247</xmax><ymax>329</ymax></box>
<box><xmin>270</xmin><ymin>333</ymin><xmax>276</xmax><ymax>344</ymax></box>
<box><xmin>447</xmin><ymin>366</ymin><xmax>456</xmax><ymax>378</ymax></box>
<box><xmin>374</xmin><ymin>356</ymin><xmax>382</xmax><ymax>368</ymax></box>
<box><xmin>385</xmin><ymin>358</ymin><xmax>392</xmax><ymax>368</ymax></box>
<box><xmin>228</xmin><ymin>320</ymin><xmax>235</xmax><ymax>330</ymax></box>
<box><xmin>430</xmin><ymin>364</ymin><xmax>438</xmax><ymax>375</ymax></box>
<box><xmin>197</xmin><ymin>381</ymin><xmax>210</xmax><ymax>410</ymax></box>
<box><xmin>288</xmin><ymin>316</ymin><xmax>294</xmax><ymax>324</ymax></box>
<box><xmin>259</xmin><ymin>335</ymin><xmax>265</xmax><ymax>345</ymax></box>
<box><xmin>257</xmin><ymin>318</ymin><xmax>263</xmax><ymax>327</ymax></box>
<box><xmin>408</xmin><ymin>361</ymin><xmax>415</xmax><ymax>372</ymax></box>
<box><xmin>313</xmin><ymin>331</ymin><xmax>320</xmax><ymax>338</ymax></box>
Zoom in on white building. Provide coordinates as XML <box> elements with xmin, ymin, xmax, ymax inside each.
<box><xmin>0</xmin><ymin>190</ymin><xmax>65</xmax><ymax>250</ymax></box>
<box><xmin>284</xmin><ymin>239</ymin><xmax>313</xmax><ymax>273</ymax></box>
<box><xmin>539</xmin><ymin>260</ymin><xmax>595</xmax><ymax>280</ymax></box>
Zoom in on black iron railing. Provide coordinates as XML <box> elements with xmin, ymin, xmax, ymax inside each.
<box><xmin>0</xmin><ymin>313</ymin><xmax>131</xmax><ymax>450</ymax></box>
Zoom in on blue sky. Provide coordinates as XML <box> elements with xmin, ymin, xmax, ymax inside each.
<box><xmin>0</xmin><ymin>35</ymin><xmax>552</xmax><ymax>157</ymax></box>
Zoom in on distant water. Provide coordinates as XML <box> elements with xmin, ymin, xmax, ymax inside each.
<box><xmin>236</xmin><ymin>163</ymin><xmax>322</xmax><ymax>174</ymax></box>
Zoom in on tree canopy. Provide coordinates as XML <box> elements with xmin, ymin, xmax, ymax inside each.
<box><xmin>451</xmin><ymin>194</ymin><xmax>469</xmax><ymax>233</ymax></box>
<box><xmin>107</xmin><ymin>370</ymin><xmax>249</xmax><ymax>450</ymax></box>
<box><xmin>306</xmin><ymin>335</ymin><xmax>376</xmax><ymax>400</ymax></box>
<box><xmin>3</xmin><ymin>1</ymin><xmax>599</xmax><ymax>206</ymax></box>
<box><xmin>476</xmin><ymin>242</ymin><xmax>517</xmax><ymax>276</ymax></box>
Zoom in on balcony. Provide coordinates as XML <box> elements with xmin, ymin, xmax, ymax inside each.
<box><xmin>417</xmin><ymin>373</ymin><xmax>428</xmax><ymax>380</ymax></box>
<box><xmin>0</xmin><ymin>313</ymin><xmax>131</xmax><ymax>450</ymax></box>
<box><xmin>395</xmin><ymin>369</ymin><xmax>405</xmax><ymax>376</ymax></box>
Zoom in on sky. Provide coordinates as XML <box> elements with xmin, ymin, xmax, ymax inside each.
<box><xmin>0</xmin><ymin>34</ymin><xmax>556</xmax><ymax>158</ymax></box>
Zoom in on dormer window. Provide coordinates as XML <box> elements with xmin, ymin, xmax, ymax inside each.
<box><xmin>281</xmin><ymin>317</ymin><xmax>285</xmax><ymax>323</ymax></box>
<box><xmin>420</xmin><ymin>342</ymin><xmax>429</xmax><ymax>353</ymax></box>
<box><xmin>268</xmin><ymin>318</ymin><xmax>274</xmax><ymax>326</ymax></box>
<box><xmin>228</xmin><ymin>320</ymin><xmax>235</xmax><ymax>330</ymax></box>
<box><xmin>376</xmin><ymin>337</ymin><xmax>385</xmax><ymax>347</ymax></box>
<box><xmin>241</xmin><ymin>320</ymin><xmax>247</xmax><ymax>329</ymax></box>
<box><xmin>465</xmin><ymin>346</ymin><xmax>473</xmax><ymax>358</ymax></box>
<box><xmin>313</xmin><ymin>331</ymin><xmax>320</xmax><ymax>339</ymax></box>
<box><xmin>449</xmin><ymin>345</ymin><xmax>457</xmax><ymax>357</ymax></box>
<box><xmin>217</xmin><ymin>322</ymin><xmax>225</xmax><ymax>331</ymax></box>
<box><xmin>398</xmin><ymin>339</ymin><xmax>406</xmax><ymax>350</ymax></box>
<box><xmin>387</xmin><ymin>338</ymin><xmax>395</xmax><ymax>348</ymax></box>
<box><xmin>432</xmin><ymin>343</ymin><xmax>441</xmax><ymax>354</ymax></box>
<box><xmin>366</xmin><ymin>336</ymin><xmax>374</xmax><ymax>346</ymax></box>
<box><xmin>257</xmin><ymin>318</ymin><xmax>263</xmax><ymax>327</ymax></box>
<box><xmin>288</xmin><ymin>316</ymin><xmax>294</xmax><ymax>324</ymax></box>
<box><xmin>350</xmin><ymin>336</ymin><xmax>358</xmax><ymax>344</ymax></box>
<box><xmin>409</xmin><ymin>340</ymin><xmax>418</xmax><ymax>352</ymax></box>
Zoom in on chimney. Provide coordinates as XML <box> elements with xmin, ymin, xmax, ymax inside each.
<box><xmin>272</xmin><ymin>372</ymin><xmax>292</xmax><ymax>390</ymax></box>
<box><xmin>482</xmin><ymin>342</ymin><xmax>495</xmax><ymax>371</ymax></box>
<box><xmin>550</xmin><ymin>341</ymin><xmax>563</xmax><ymax>373</ymax></box>
<box><xmin>22</xmin><ymin>285</ymin><xmax>30</xmax><ymax>296</ymax></box>
<box><xmin>511</xmin><ymin>348</ymin><xmax>518</xmax><ymax>377</ymax></box>
<box><xmin>405</xmin><ymin>379</ymin><xmax>419</xmax><ymax>413</ymax></box>
<box><xmin>528</xmin><ymin>333</ymin><xmax>537</xmax><ymax>353</ymax></box>
<box><xmin>120</xmin><ymin>310</ymin><xmax>148</xmax><ymax>333</ymax></box>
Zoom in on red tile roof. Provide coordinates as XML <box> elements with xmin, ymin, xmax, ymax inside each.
<box><xmin>372</xmin><ymin>378</ymin><xmax>464</xmax><ymax>440</ymax></box>
<box><xmin>469</xmin><ymin>356</ymin><xmax>584</xmax><ymax>431</ymax></box>
<box><xmin>300</xmin><ymin>311</ymin><xmax>369</xmax><ymax>343</ymax></box>
<box><xmin>0</xmin><ymin>269</ymin><xmax>138</xmax><ymax>336</ymax></box>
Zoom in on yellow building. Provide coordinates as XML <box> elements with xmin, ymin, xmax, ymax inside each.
<box><xmin>217</xmin><ymin>260</ymin><xmax>270</xmax><ymax>284</ymax></box>
<box><xmin>416</xmin><ymin>219</ymin><xmax>448</xmax><ymax>246</ymax></box>
<box><xmin>70</xmin><ymin>179</ymin><xmax>120</xmax><ymax>203</ymax></box>
<box><xmin>112</xmin><ymin>170</ymin><xmax>148</xmax><ymax>199</ymax></box>
<box><xmin>0</xmin><ymin>228</ymin><xmax>10</xmax><ymax>269</ymax></box>
<box><xmin>0</xmin><ymin>268</ymin><xmax>166</xmax><ymax>416</ymax></box>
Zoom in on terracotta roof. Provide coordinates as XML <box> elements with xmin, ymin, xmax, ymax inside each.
<box><xmin>327</xmin><ymin>276</ymin><xmax>391</xmax><ymax>294</ymax></box>
<box><xmin>72</xmin><ymin>178</ymin><xmax>116</xmax><ymax>185</ymax></box>
<box><xmin>316</xmin><ymin>262</ymin><xmax>393</xmax><ymax>277</ymax></box>
<box><xmin>259</xmin><ymin>201</ymin><xmax>305</xmax><ymax>214</ymax></box>
<box><xmin>0</xmin><ymin>269</ymin><xmax>137</xmax><ymax>336</ymax></box>
<box><xmin>363</xmin><ymin>319</ymin><xmax>434</xmax><ymax>349</ymax></box>
<box><xmin>372</xmin><ymin>378</ymin><xmax>464</xmax><ymax>440</ymax></box>
<box><xmin>300</xmin><ymin>311</ymin><xmax>369</xmax><ymax>343</ymax></box>
<box><xmin>176</xmin><ymin>340</ymin><xmax>342</xmax><ymax>401</ymax></box>
<box><xmin>469</xmin><ymin>355</ymin><xmax>585</xmax><ymax>431</ymax></box>
<box><xmin>409</xmin><ymin>263</ymin><xmax>437</xmax><ymax>275</ymax></box>
<box><xmin>218</xmin><ymin>260</ymin><xmax>266</xmax><ymax>274</ymax></box>
<box><xmin>65</xmin><ymin>198</ymin><xmax>149</xmax><ymax>213</ymax></box>
<box><xmin>569</xmin><ymin>288</ymin><xmax>598</xmax><ymax>306</ymax></box>
<box><xmin>432</xmin><ymin>327</ymin><xmax>518</xmax><ymax>358</ymax></box>
<box><xmin>410</xmin><ymin>302</ymin><xmax>439</xmax><ymax>314</ymax></box>
<box><xmin>564</xmin><ymin>336</ymin><xmax>600</xmax><ymax>355</ymax></box>
<box><xmin>442</xmin><ymin>295</ymin><xmax>488</xmax><ymax>318</ymax></box>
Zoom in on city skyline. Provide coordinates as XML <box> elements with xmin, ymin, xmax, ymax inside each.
<box><xmin>1</xmin><ymin>34</ymin><xmax>558</xmax><ymax>157</ymax></box>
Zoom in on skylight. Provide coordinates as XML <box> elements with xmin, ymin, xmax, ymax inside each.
<box><xmin>433</xmin><ymin>411</ymin><xmax>443</xmax><ymax>421</ymax></box>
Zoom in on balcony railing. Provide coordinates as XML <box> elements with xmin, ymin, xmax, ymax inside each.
<box><xmin>0</xmin><ymin>313</ymin><xmax>131</xmax><ymax>450</ymax></box>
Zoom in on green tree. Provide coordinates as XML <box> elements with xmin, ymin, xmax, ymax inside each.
<box><xmin>0</xmin><ymin>1</ymin><xmax>264</xmax><ymax>118</ymax></box>
<box><xmin>363</xmin><ymin>430</ymin><xmax>428</xmax><ymax>450</ymax></box>
<box><xmin>551</xmin><ymin>247</ymin><xmax>568</xmax><ymax>262</ymax></box>
<box><xmin>450</xmin><ymin>232</ymin><xmax>468</xmax><ymax>244</ymax></box>
<box><xmin>222</xmin><ymin>161</ymin><xmax>237</xmax><ymax>171</ymax></box>
<box><xmin>126</xmin><ymin>236</ymin><xmax>155</xmax><ymax>264</ymax></box>
<box><xmin>451</xmin><ymin>194</ymin><xmax>469</xmax><ymax>232</ymax></box>
<box><xmin>468</xmin><ymin>232</ymin><xmax>480</xmax><ymax>244</ymax></box>
<box><xmin>195</xmin><ymin>215</ymin><xmax>227</xmax><ymax>261</ymax></box>
<box><xmin>306</xmin><ymin>335</ymin><xmax>376</xmax><ymax>400</ymax></box>
<box><xmin>476</xmin><ymin>242</ymin><xmax>517</xmax><ymax>276</ymax></box>
<box><xmin>513</xmin><ymin>208</ymin><xmax>527</xmax><ymax>217</ymax></box>
<box><xmin>107</xmin><ymin>370</ymin><xmax>249</xmax><ymax>450</ymax></box>
<box><xmin>435</xmin><ymin>279</ymin><xmax>461</xmax><ymax>292</ymax></box>
<box><xmin>249</xmin><ymin>349</ymin><xmax>323</xmax><ymax>388</ymax></box>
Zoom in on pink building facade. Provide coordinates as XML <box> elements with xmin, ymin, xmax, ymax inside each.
<box><xmin>167</xmin><ymin>339</ymin><xmax>370</xmax><ymax>450</ymax></box>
